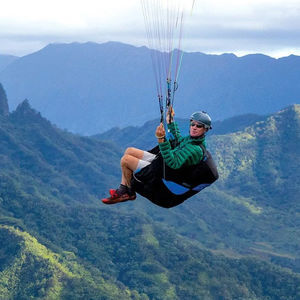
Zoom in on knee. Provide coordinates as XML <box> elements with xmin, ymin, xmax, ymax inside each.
<box><xmin>121</xmin><ymin>154</ymin><xmax>130</xmax><ymax>167</ymax></box>
<box><xmin>124</xmin><ymin>147</ymin><xmax>136</xmax><ymax>156</ymax></box>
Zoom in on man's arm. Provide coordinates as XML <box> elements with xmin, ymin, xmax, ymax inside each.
<box><xmin>159</xmin><ymin>141</ymin><xmax>203</xmax><ymax>169</ymax></box>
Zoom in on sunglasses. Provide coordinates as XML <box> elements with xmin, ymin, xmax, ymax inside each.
<box><xmin>190</xmin><ymin>122</ymin><xmax>204</xmax><ymax>129</ymax></box>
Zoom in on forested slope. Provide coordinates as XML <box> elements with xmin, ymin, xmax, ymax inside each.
<box><xmin>0</xmin><ymin>89</ymin><xmax>299</xmax><ymax>298</ymax></box>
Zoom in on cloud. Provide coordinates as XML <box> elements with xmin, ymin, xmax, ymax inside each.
<box><xmin>0</xmin><ymin>0</ymin><xmax>300</xmax><ymax>57</ymax></box>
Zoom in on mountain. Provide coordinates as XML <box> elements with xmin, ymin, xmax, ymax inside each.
<box><xmin>0</xmin><ymin>95</ymin><xmax>300</xmax><ymax>297</ymax></box>
<box><xmin>0</xmin><ymin>99</ymin><xmax>122</xmax><ymax>204</ymax></box>
<box><xmin>0</xmin><ymin>83</ymin><xmax>9</xmax><ymax>116</ymax></box>
<box><xmin>0</xmin><ymin>42</ymin><xmax>300</xmax><ymax>134</ymax></box>
<box><xmin>0</xmin><ymin>55</ymin><xmax>18</xmax><ymax>72</ymax></box>
<box><xmin>211</xmin><ymin>104</ymin><xmax>300</xmax><ymax>207</ymax></box>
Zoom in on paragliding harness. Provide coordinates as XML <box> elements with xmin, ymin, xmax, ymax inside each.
<box><xmin>131</xmin><ymin>141</ymin><xmax>219</xmax><ymax>208</ymax></box>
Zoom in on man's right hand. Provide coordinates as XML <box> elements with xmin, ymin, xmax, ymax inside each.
<box><xmin>166</xmin><ymin>106</ymin><xmax>175</xmax><ymax>124</ymax></box>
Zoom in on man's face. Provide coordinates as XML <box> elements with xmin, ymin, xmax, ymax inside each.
<box><xmin>189</xmin><ymin>121</ymin><xmax>206</xmax><ymax>137</ymax></box>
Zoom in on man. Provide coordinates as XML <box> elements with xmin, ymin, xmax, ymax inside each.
<box><xmin>102</xmin><ymin>108</ymin><xmax>212</xmax><ymax>204</ymax></box>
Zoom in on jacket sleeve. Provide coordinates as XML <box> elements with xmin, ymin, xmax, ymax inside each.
<box><xmin>158</xmin><ymin>140</ymin><xmax>203</xmax><ymax>169</ymax></box>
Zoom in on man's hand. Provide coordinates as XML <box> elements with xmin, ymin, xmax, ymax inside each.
<box><xmin>166</xmin><ymin>106</ymin><xmax>175</xmax><ymax>124</ymax></box>
<box><xmin>155</xmin><ymin>123</ymin><xmax>166</xmax><ymax>143</ymax></box>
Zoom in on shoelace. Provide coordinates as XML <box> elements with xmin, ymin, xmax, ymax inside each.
<box><xmin>109</xmin><ymin>189</ymin><xmax>119</xmax><ymax>198</ymax></box>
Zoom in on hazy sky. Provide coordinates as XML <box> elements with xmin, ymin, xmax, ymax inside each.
<box><xmin>1</xmin><ymin>0</ymin><xmax>300</xmax><ymax>57</ymax></box>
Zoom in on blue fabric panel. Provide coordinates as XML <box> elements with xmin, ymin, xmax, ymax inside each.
<box><xmin>192</xmin><ymin>183</ymin><xmax>211</xmax><ymax>192</ymax></box>
<box><xmin>134</xmin><ymin>168</ymin><xmax>141</xmax><ymax>174</ymax></box>
<box><xmin>167</xmin><ymin>132</ymin><xmax>175</xmax><ymax>140</ymax></box>
<box><xmin>162</xmin><ymin>179</ymin><xmax>190</xmax><ymax>195</ymax></box>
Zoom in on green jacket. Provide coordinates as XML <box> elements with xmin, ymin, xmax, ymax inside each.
<box><xmin>158</xmin><ymin>122</ymin><xmax>206</xmax><ymax>169</ymax></box>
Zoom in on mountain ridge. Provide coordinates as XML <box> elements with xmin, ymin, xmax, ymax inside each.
<box><xmin>1</xmin><ymin>41</ymin><xmax>300</xmax><ymax>134</ymax></box>
<box><xmin>0</xmin><ymin>54</ymin><xmax>18</xmax><ymax>73</ymax></box>
<box><xmin>0</xmin><ymin>99</ymin><xmax>121</xmax><ymax>205</ymax></box>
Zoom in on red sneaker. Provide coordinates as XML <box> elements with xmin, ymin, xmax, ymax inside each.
<box><xmin>102</xmin><ymin>188</ymin><xmax>136</xmax><ymax>205</ymax></box>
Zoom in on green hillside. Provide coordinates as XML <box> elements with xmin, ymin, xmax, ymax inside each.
<box><xmin>0</xmin><ymin>99</ymin><xmax>121</xmax><ymax>204</ymax></box>
<box><xmin>1</xmin><ymin>209</ymin><xmax>300</xmax><ymax>299</ymax></box>
<box><xmin>201</xmin><ymin>104</ymin><xmax>300</xmax><ymax>258</ymax></box>
<box><xmin>0</xmin><ymin>225</ymin><xmax>132</xmax><ymax>299</ymax></box>
<box><xmin>0</xmin><ymin>91</ymin><xmax>300</xmax><ymax>298</ymax></box>
<box><xmin>212</xmin><ymin>104</ymin><xmax>300</xmax><ymax>206</ymax></box>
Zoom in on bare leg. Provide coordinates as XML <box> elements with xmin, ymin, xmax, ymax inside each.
<box><xmin>102</xmin><ymin>147</ymin><xmax>147</xmax><ymax>204</ymax></box>
<box><xmin>121</xmin><ymin>147</ymin><xmax>145</xmax><ymax>187</ymax></box>
<box><xmin>124</xmin><ymin>147</ymin><xmax>144</xmax><ymax>159</ymax></box>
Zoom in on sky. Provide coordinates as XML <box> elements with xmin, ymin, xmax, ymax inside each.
<box><xmin>0</xmin><ymin>0</ymin><xmax>300</xmax><ymax>58</ymax></box>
